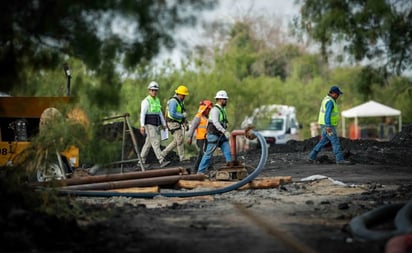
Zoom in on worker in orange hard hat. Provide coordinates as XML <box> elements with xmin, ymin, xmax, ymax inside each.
<box><xmin>161</xmin><ymin>85</ymin><xmax>190</xmax><ymax>162</ymax></box>
<box><xmin>187</xmin><ymin>99</ymin><xmax>213</xmax><ymax>173</ymax></box>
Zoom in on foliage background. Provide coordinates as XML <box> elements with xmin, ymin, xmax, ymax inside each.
<box><xmin>2</xmin><ymin>0</ymin><xmax>411</xmax><ymax>164</ymax></box>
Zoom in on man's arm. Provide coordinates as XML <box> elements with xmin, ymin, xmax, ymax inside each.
<box><xmin>324</xmin><ymin>100</ymin><xmax>333</xmax><ymax>127</ymax></box>
<box><xmin>168</xmin><ymin>98</ymin><xmax>185</xmax><ymax>120</ymax></box>
<box><xmin>140</xmin><ymin>99</ymin><xmax>149</xmax><ymax>127</ymax></box>
<box><xmin>210</xmin><ymin>108</ymin><xmax>226</xmax><ymax>133</ymax></box>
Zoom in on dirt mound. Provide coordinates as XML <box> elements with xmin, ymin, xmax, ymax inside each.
<box><xmin>257</xmin><ymin>124</ymin><xmax>412</xmax><ymax>166</ymax></box>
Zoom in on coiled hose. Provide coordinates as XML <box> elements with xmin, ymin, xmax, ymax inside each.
<box><xmin>58</xmin><ymin>129</ymin><xmax>268</xmax><ymax>198</ymax></box>
<box><xmin>349</xmin><ymin>199</ymin><xmax>412</xmax><ymax>241</ymax></box>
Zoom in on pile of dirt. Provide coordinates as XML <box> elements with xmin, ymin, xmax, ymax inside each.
<box><xmin>265</xmin><ymin>124</ymin><xmax>412</xmax><ymax>166</ymax></box>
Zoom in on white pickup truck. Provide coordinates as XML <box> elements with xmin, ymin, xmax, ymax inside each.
<box><xmin>241</xmin><ymin>104</ymin><xmax>302</xmax><ymax>146</ymax></box>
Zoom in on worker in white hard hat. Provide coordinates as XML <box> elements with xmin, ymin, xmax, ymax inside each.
<box><xmin>139</xmin><ymin>81</ymin><xmax>170</xmax><ymax>168</ymax></box>
<box><xmin>197</xmin><ymin>90</ymin><xmax>232</xmax><ymax>175</ymax></box>
<box><xmin>161</xmin><ymin>85</ymin><xmax>190</xmax><ymax>162</ymax></box>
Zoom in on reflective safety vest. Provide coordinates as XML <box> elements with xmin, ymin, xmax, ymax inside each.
<box><xmin>144</xmin><ymin>95</ymin><xmax>162</xmax><ymax>126</ymax></box>
<box><xmin>318</xmin><ymin>95</ymin><xmax>339</xmax><ymax>126</ymax></box>
<box><xmin>196</xmin><ymin>114</ymin><xmax>208</xmax><ymax>140</ymax></box>
<box><xmin>167</xmin><ymin>96</ymin><xmax>185</xmax><ymax>123</ymax></box>
<box><xmin>207</xmin><ymin>104</ymin><xmax>228</xmax><ymax>134</ymax></box>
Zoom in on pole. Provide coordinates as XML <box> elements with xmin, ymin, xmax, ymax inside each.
<box><xmin>63</xmin><ymin>63</ymin><xmax>71</xmax><ymax>96</ymax></box>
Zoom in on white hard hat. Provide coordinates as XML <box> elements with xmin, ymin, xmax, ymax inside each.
<box><xmin>214</xmin><ymin>90</ymin><xmax>229</xmax><ymax>99</ymax></box>
<box><xmin>147</xmin><ymin>81</ymin><xmax>159</xmax><ymax>90</ymax></box>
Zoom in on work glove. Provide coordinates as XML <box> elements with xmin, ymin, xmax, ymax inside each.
<box><xmin>224</xmin><ymin>131</ymin><xmax>231</xmax><ymax>140</ymax></box>
<box><xmin>183</xmin><ymin>112</ymin><xmax>188</xmax><ymax>118</ymax></box>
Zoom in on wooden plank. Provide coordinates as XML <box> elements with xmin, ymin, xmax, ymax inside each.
<box><xmin>177</xmin><ymin>176</ymin><xmax>293</xmax><ymax>190</ymax></box>
<box><xmin>109</xmin><ymin>186</ymin><xmax>159</xmax><ymax>193</ymax></box>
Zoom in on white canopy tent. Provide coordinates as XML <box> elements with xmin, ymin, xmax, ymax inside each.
<box><xmin>341</xmin><ymin>100</ymin><xmax>402</xmax><ymax>138</ymax></box>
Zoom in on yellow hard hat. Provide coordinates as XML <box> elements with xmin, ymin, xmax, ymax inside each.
<box><xmin>175</xmin><ymin>85</ymin><xmax>189</xmax><ymax>96</ymax></box>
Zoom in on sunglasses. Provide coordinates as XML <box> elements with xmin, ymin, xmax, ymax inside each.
<box><xmin>150</xmin><ymin>89</ymin><xmax>158</xmax><ymax>92</ymax></box>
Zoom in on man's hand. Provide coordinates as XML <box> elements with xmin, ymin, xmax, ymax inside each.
<box><xmin>224</xmin><ymin>131</ymin><xmax>231</xmax><ymax>139</ymax></box>
<box><xmin>187</xmin><ymin>138</ymin><xmax>192</xmax><ymax>145</ymax></box>
<box><xmin>140</xmin><ymin>126</ymin><xmax>145</xmax><ymax>135</ymax></box>
<box><xmin>183</xmin><ymin>112</ymin><xmax>188</xmax><ymax>118</ymax></box>
<box><xmin>326</xmin><ymin>127</ymin><xmax>333</xmax><ymax>136</ymax></box>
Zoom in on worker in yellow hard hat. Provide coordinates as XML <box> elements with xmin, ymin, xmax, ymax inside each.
<box><xmin>161</xmin><ymin>85</ymin><xmax>190</xmax><ymax>162</ymax></box>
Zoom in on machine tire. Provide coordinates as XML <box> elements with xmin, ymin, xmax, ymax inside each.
<box><xmin>36</xmin><ymin>159</ymin><xmax>68</xmax><ymax>182</ymax></box>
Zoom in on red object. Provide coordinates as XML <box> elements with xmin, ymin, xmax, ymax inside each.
<box><xmin>385</xmin><ymin>234</ymin><xmax>412</xmax><ymax>253</ymax></box>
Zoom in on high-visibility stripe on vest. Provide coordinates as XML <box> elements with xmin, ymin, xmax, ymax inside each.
<box><xmin>318</xmin><ymin>95</ymin><xmax>339</xmax><ymax>126</ymax></box>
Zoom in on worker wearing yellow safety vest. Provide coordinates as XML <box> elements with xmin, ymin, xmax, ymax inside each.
<box><xmin>197</xmin><ymin>90</ymin><xmax>232</xmax><ymax>175</ymax></box>
<box><xmin>161</xmin><ymin>85</ymin><xmax>189</xmax><ymax>162</ymax></box>
<box><xmin>187</xmin><ymin>99</ymin><xmax>213</xmax><ymax>173</ymax></box>
<box><xmin>140</xmin><ymin>81</ymin><xmax>171</xmax><ymax>168</ymax></box>
<box><xmin>308</xmin><ymin>85</ymin><xmax>352</xmax><ymax>165</ymax></box>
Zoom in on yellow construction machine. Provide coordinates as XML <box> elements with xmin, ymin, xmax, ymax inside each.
<box><xmin>0</xmin><ymin>96</ymin><xmax>83</xmax><ymax>181</ymax></box>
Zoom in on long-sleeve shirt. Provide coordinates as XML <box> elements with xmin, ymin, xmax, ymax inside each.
<box><xmin>167</xmin><ymin>96</ymin><xmax>185</xmax><ymax>121</ymax></box>
<box><xmin>324</xmin><ymin>100</ymin><xmax>333</xmax><ymax>127</ymax></box>
<box><xmin>187</xmin><ymin>116</ymin><xmax>201</xmax><ymax>139</ymax></box>
<box><xmin>140</xmin><ymin>97</ymin><xmax>166</xmax><ymax>127</ymax></box>
<box><xmin>209</xmin><ymin>105</ymin><xmax>227</xmax><ymax>134</ymax></box>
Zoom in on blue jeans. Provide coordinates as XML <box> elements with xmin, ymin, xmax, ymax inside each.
<box><xmin>308</xmin><ymin>125</ymin><xmax>344</xmax><ymax>161</ymax></box>
<box><xmin>197</xmin><ymin>133</ymin><xmax>231</xmax><ymax>174</ymax></box>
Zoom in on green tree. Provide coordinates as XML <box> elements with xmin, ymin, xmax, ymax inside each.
<box><xmin>0</xmin><ymin>0</ymin><xmax>217</xmax><ymax>95</ymax></box>
<box><xmin>295</xmin><ymin>0</ymin><xmax>412</xmax><ymax>76</ymax></box>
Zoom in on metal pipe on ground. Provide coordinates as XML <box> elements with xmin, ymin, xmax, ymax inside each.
<box><xmin>230</xmin><ymin>129</ymin><xmax>245</xmax><ymax>161</ymax></box>
<box><xmin>60</xmin><ymin>174</ymin><xmax>205</xmax><ymax>191</ymax></box>
<box><xmin>57</xmin><ymin>129</ymin><xmax>268</xmax><ymax>198</ymax></box>
<box><xmin>230</xmin><ymin>128</ymin><xmax>255</xmax><ymax>161</ymax></box>
<box><xmin>33</xmin><ymin>167</ymin><xmax>187</xmax><ymax>187</ymax></box>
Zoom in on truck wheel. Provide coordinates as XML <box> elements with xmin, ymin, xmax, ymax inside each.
<box><xmin>36</xmin><ymin>161</ymin><xmax>67</xmax><ymax>182</ymax></box>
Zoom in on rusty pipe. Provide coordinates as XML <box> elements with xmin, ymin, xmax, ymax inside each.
<box><xmin>32</xmin><ymin>167</ymin><xmax>186</xmax><ymax>187</ymax></box>
<box><xmin>60</xmin><ymin>174</ymin><xmax>205</xmax><ymax>191</ymax></box>
<box><xmin>229</xmin><ymin>129</ymin><xmax>247</xmax><ymax>161</ymax></box>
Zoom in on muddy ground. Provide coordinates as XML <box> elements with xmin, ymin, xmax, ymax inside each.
<box><xmin>1</xmin><ymin>125</ymin><xmax>412</xmax><ymax>253</ymax></box>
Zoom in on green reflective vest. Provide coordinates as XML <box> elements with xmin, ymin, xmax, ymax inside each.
<box><xmin>318</xmin><ymin>96</ymin><xmax>339</xmax><ymax>126</ymax></box>
<box><xmin>146</xmin><ymin>95</ymin><xmax>161</xmax><ymax>113</ymax></box>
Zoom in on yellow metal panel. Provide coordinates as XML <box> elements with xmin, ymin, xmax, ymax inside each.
<box><xmin>0</xmin><ymin>141</ymin><xmax>30</xmax><ymax>167</ymax></box>
<box><xmin>0</xmin><ymin>141</ymin><xmax>79</xmax><ymax>168</ymax></box>
<box><xmin>0</xmin><ymin>97</ymin><xmax>71</xmax><ymax>118</ymax></box>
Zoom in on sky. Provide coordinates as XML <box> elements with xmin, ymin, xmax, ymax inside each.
<box><xmin>155</xmin><ymin>0</ymin><xmax>301</xmax><ymax>67</ymax></box>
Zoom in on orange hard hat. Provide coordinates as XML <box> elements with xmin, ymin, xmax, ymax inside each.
<box><xmin>200</xmin><ymin>99</ymin><xmax>213</xmax><ymax>109</ymax></box>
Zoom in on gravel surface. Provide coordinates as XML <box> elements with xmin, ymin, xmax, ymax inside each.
<box><xmin>1</xmin><ymin>125</ymin><xmax>412</xmax><ymax>253</ymax></box>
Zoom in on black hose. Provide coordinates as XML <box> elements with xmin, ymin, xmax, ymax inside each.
<box><xmin>58</xmin><ymin>129</ymin><xmax>268</xmax><ymax>198</ymax></box>
<box><xmin>349</xmin><ymin>203</ymin><xmax>405</xmax><ymax>241</ymax></box>
<box><xmin>395</xmin><ymin>199</ymin><xmax>412</xmax><ymax>234</ymax></box>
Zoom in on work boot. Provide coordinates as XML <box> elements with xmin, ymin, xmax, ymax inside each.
<box><xmin>180</xmin><ymin>157</ymin><xmax>190</xmax><ymax>162</ymax></box>
<box><xmin>306</xmin><ymin>159</ymin><xmax>316</xmax><ymax>164</ymax></box>
<box><xmin>142</xmin><ymin>163</ymin><xmax>151</xmax><ymax>170</ymax></box>
<box><xmin>336</xmin><ymin>160</ymin><xmax>352</xmax><ymax>165</ymax></box>
<box><xmin>159</xmin><ymin>160</ymin><xmax>171</xmax><ymax>168</ymax></box>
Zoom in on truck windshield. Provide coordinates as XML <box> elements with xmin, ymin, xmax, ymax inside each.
<box><xmin>269</xmin><ymin>118</ymin><xmax>284</xmax><ymax>130</ymax></box>
<box><xmin>254</xmin><ymin>118</ymin><xmax>284</xmax><ymax>131</ymax></box>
